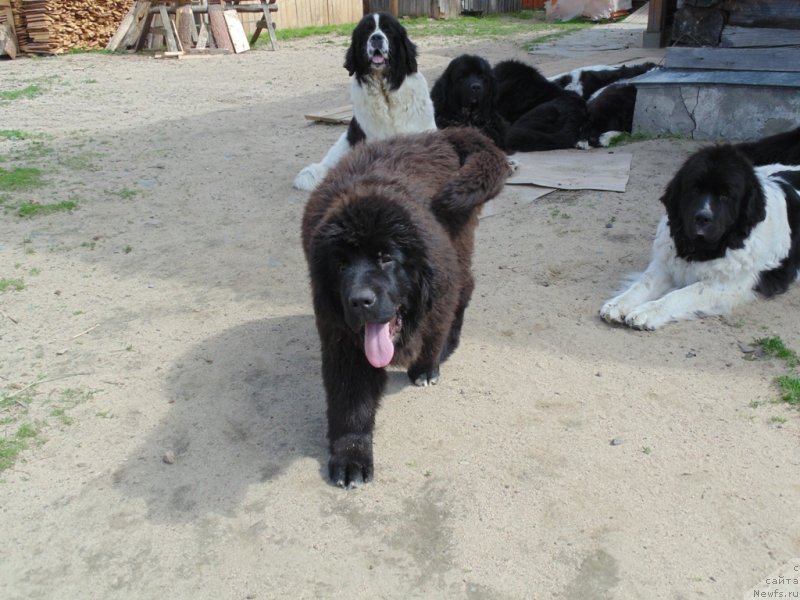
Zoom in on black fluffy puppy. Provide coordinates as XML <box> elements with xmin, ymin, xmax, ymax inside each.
<box><xmin>431</xmin><ymin>54</ymin><xmax>508</xmax><ymax>150</ymax></box>
<box><xmin>493</xmin><ymin>59</ymin><xmax>587</xmax><ymax>152</ymax></box>
<box><xmin>302</xmin><ymin>129</ymin><xmax>510</xmax><ymax>488</ymax></box>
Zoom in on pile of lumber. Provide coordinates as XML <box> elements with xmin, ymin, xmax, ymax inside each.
<box><xmin>2</xmin><ymin>0</ymin><xmax>131</xmax><ymax>56</ymax></box>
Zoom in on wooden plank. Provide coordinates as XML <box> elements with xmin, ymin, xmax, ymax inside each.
<box><xmin>720</xmin><ymin>26</ymin><xmax>800</xmax><ymax>49</ymax></box>
<box><xmin>304</xmin><ymin>105</ymin><xmax>353</xmax><ymax>123</ymax></box>
<box><xmin>107</xmin><ymin>1</ymin><xmax>143</xmax><ymax>50</ymax></box>
<box><xmin>119</xmin><ymin>1</ymin><xmax>152</xmax><ymax>50</ymax></box>
<box><xmin>665</xmin><ymin>47</ymin><xmax>800</xmax><ymax>73</ymax></box>
<box><xmin>158</xmin><ymin>4</ymin><xmax>180</xmax><ymax>52</ymax></box>
<box><xmin>223</xmin><ymin>9</ymin><xmax>249</xmax><ymax>53</ymax></box>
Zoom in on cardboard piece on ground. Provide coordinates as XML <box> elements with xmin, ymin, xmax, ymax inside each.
<box><xmin>506</xmin><ymin>149</ymin><xmax>633</xmax><ymax>192</ymax></box>
<box><xmin>481</xmin><ymin>186</ymin><xmax>555</xmax><ymax>219</ymax></box>
<box><xmin>304</xmin><ymin>105</ymin><xmax>352</xmax><ymax>124</ymax></box>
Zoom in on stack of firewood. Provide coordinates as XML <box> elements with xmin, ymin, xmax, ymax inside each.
<box><xmin>4</xmin><ymin>0</ymin><xmax>131</xmax><ymax>55</ymax></box>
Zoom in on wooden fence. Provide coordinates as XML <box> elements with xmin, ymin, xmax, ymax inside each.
<box><xmin>366</xmin><ymin>0</ymin><xmax>523</xmax><ymax>18</ymax></box>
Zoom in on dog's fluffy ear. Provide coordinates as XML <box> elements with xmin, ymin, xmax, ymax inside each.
<box><xmin>398</xmin><ymin>27</ymin><xmax>418</xmax><ymax>75</ymax></box>
<box><xmin>659</xmin><ymin>164</ymin><xmax>685</xmax><ymax>241</ymax></box>
<box><xmin>344</xmin><ymin>42</ymin><xmax>357</xmax><ymax>76</ymax></box>
<box><xmin>738</xmin><ymin>152</ymin><xmax>766</xmax><ymax>227</ymax></box>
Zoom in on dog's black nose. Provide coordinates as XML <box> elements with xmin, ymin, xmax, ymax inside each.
<box><xmin>694</xmin><ymin>207</ymin><xmax>713</xmax><ymax>229</ymax></box>
<box><xmin>470</xmin><ymin>82</ymin><xmax>483</xmax><ymax>92</ymax></box>
<box><xmin>369</xmin><ymin>34</ymin><xmax>383</xmax><ymax>49</ymax></box>
<box><xmin>349</xmin><ymin>289</ymin><xmax>377</xmax><ymax>310</ymax></box>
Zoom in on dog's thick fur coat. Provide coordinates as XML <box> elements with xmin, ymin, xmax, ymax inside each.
<box><xmin>302</xmin><ymin>128</ymin><xmax>510</xmax><ymax>487</ymax></box>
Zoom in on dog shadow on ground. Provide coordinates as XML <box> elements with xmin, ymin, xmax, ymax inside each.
<box><xmin>113</xmin><ymin>314</ymin><xmax>330</xmax><ymax>522</ymax></box>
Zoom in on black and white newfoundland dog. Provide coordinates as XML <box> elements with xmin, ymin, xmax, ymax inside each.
<box><xmin>550</xmin><ymin>62</ymin><xmax>657</xmax><ymax>100</ymax></box>
<box><xmin>302</xmin><ymin>128</ymin><xmax>510</xmax><ymax>487</ymax></box>
<box><xmin>493</xmin><ymin>59</ymin><xmax>587</xmax><ymax>152</ymax></box>
<box><xmin>430</xmin><ymin>54</ymin><xmax>508</xmax><ymax>150</ymax></box>
<box><xmin>601</xmin><ymin>145</ymin><xmax>800</xmax><ymax>330</ymax></box>
<box><xmin>293</xmin><ymin>13</ymin><xmax>436</xmax><ymax>191</ymax></box>
<box><xmin>549</xmin><ymin>62</ymin><xmax>657</xmax><ymax>149</ymax></box>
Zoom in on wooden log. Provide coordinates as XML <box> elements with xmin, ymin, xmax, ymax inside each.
<box><xmin>175</xmin><ymin>4</ymin><xmax>194</xmax><ymax>50</ymax></box>
<box><xmin>158</xmin><ymin>4</ymin><xmax>180</xmax><ymax>53</ymax></box>
<box><xmin>208</xmin><ymin>4</ymin><xmax>233</xmax><ymax>52</ymax></box>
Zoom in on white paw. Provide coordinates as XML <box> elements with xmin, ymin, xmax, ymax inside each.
<box><xmin>623</xmin><ymin>302</ymin><xmax>668</xmax><ymax>331</ymax></box>
<box><xmin>599</xmin><ymin>299</ymin><xmax>625</xmax><ymax>324</ymax></box>
<box><xmin>575</xmin><ymin>140</ymin><xmax>590</xmax><ymax>151</ymax></box>
<box><xmin>506</xmin><ymin>157</ymin><xmax>520</xmax><ymax>173</ymax></box>
<box><xmin>600</xmin><ymin>293</ymin><xmax>640</xmax><ymax>324</ymax></box>
<box><xmin>293</xmin><ymin>163</ymin><xmax>328</xmax><ymax>191</ymax></box>
<box><xmin>598</xmin><ymin>131</ymin><xmax>623</xmax><ymax>148</ymax></box>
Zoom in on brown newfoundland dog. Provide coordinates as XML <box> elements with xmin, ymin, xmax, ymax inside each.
<box><xmin>302</xmin><ymin>128</ymin><xmax>510</xmax><ymax>488</ymax></box>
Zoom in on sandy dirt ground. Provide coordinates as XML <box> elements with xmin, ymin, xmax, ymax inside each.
<box><xmin>1</xmin><ymin>19</ymin><xmax>799</xmax><ymax>600</ymax></box>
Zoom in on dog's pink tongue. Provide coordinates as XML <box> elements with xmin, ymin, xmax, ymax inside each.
<box><xmin>371</xmin><ymin>54</ymin><xmax>385</xmax><ymax>65</ymax></box>
<box><xmin>364</xmin><ymin>322</ymin><xmax>394</xmax><ymax>368</ymax></box>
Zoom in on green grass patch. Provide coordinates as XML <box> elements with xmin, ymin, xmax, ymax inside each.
<box><xmin>753</xmin><ymin>336</ymin><xmax>800</xmax><ymax>408</ymax></box>
<box><xmin>0</xmin><ymin>422</ymin><xmax>39</xmax><ymax>472</ymax></box>
<box><xmin>0</xmin><ymin>130</ymin><xmax>31</xmax><ymax>141</ymax></box>
<box><xmin>756</xmin><ymin>336</ymin><xmax>799</xmax><ymax>368</ymax></box>
<box><xmin>0</xmin><ymin>278</ymin><xmax>25</xmax><ymax>292</ymax></box>
<box><xmin>262</xmin><ymin>12</ymin><xmax>594</xmax><ymax>46</ymax></box>
<box><xmin>775</xmin><ymin>375</ymin><xmax>800</xmax><ymax>405</ymax></box>
<box><xmin>16</xmin><ymin>199</ymin><xmax>78</xmax><ymax>218</ymax></box>
<box><xmin>0</xmin><ymin>167</ymin><xmax>44</xmax><ymax>191</ymax></box>
<box><xmin>0</xmin><ymin>84</ymin><xmax>42</xmax><ymax>102</ymax></box>
<box><xmin>112</xmin><ymin>187</ymin><xmax>140</xmax><ymax>200</ymax></box>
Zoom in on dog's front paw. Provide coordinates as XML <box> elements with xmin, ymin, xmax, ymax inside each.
<box><xmin>623</xmin><ymin>302</ymin><xmax>668</xmax><ymax>331</ymax></box>
<box><xmin>293</xmin><ymin>163</ymin><xmax>328</xmax><ymax>191</ymax></box>
<box><xmin>506</xmin><ymin>157</ymin><xmax>520</xmax><ymax>173</ymax></box>
<box><xmin>329</xmin><ymin>434</ymin><xmax>373</xmax><ymax>489</ymax></box>
<box><xmin>600</xmin><ymin>298</ymin><xmax>627</xmax><ymax>324</ymax></box>
<box><xmin>408</xmin><ymin>363</ymin><xmax>440</xmax><ymax>387</ymax></box>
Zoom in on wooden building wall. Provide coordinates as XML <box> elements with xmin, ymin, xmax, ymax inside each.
<box><xmin>270</xmin><ymin>0</ymin><xmax>363</xmax><ymax>29</ymax></box>
<box><xmin>367</xmin><ymin>0</ymin><xmax>521</xmax><ymax>17</ymax></box>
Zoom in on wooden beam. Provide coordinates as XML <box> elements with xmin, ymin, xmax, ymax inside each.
<box><xmin>666</xmin><ymin>47</ymin><xmax>800</xmax><ymax>73</ymax></box>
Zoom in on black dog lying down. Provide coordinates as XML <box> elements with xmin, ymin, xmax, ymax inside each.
<box><xmin>302</xmin><ymin>128</ymin><xmax>511</xmax><ymax>488</ymax></box>
<box><xmin>431</xmin><ymin>55</ymin><xmax>658</xmax><ymax>152</ymax></box>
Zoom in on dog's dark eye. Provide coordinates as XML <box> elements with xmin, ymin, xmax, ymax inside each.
<box><xmin>378</xmin><ymin>252</ymin><xmax>393</xmax><ymax>266</ymax></box>
<box><xmin>337</xmin><ymin>259</ymin><xmax>349</xmax><ymax>272</ymax></box>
